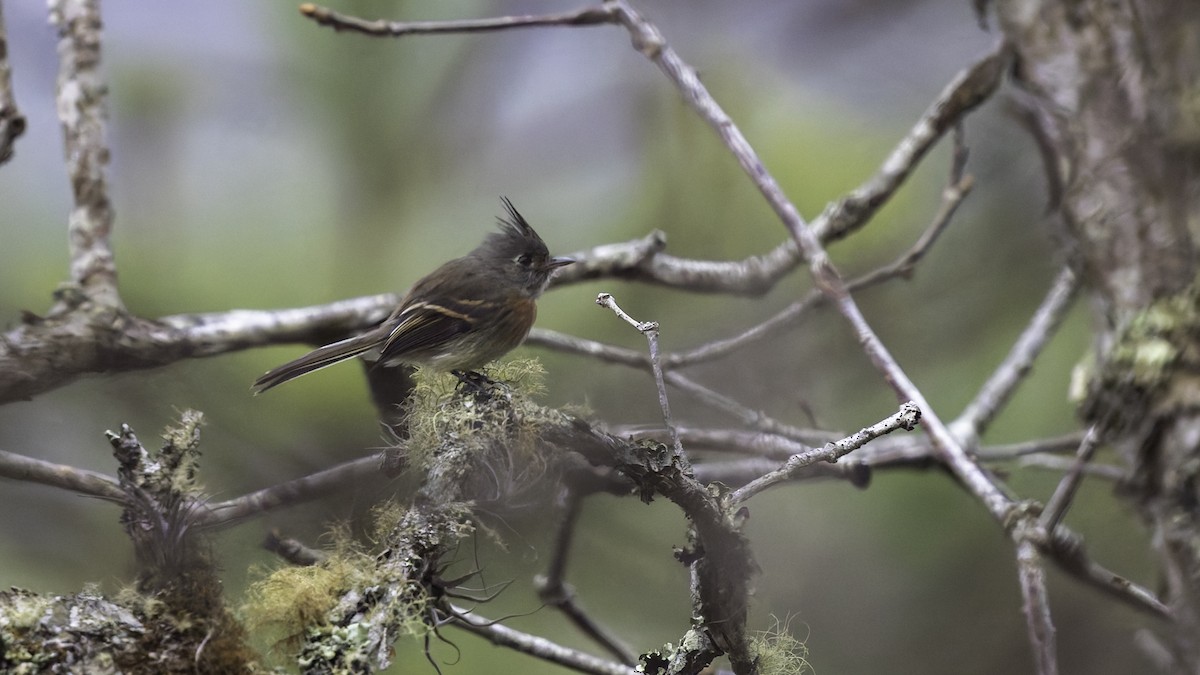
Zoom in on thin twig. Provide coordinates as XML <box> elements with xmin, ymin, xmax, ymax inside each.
<box><xmin>973</xmin><ymin>433</ymin><xmax>1086</xmax><ymax>461</ymax></box>
<box><xmin>531</xmin><ymin>328</ymin><xmax>824</xmax><ymax>442</ymax></box>
<box><xmin>663</xmin><ymin>371</ymin><xmax>811</xmax><ymax>440</ymax></box>
<box><xmin>812</xmin><ymin>42</ymin><xmax>1010</xmax><ymax>242</ymax></box>
<box><xmin>264</xmin><ymin>529</ymin><xmax>327</xmax><ymax>566</ymax></box>
<box><xmin>1039</xmin><ymin>426</ymin><xmax>1103</xmax><ymax>533</ymax></box>
<box><xmin>529</xmin><ymin>328</ymin><xmax>649</xmax><ymax>368</ymax></box>
<box><xmin>1051</xmin><ymin>536</ymin><xmax>1169</xmax><ymax>618</ymax></box>
<box><xmin>850</xmin><ymin>125</ymin><xmax>974</xmax><ymax>287</ymax></box>
<box><xmin>535</xmin><ymin>493</ymin><xmax>638</xmax><ymax>665</ymax></box>
<box><xmin>596</xmin><ymin>292</ymin><xmax>682</xmax><ymax>457</ymax></box>
<box><xmin>449</xmin><ymin>604</ymin><xmax>638</xmax><ymax>675</ymax></box>
<box><xmin>956</xmin><ymin>267</ymin><xmax>1080</xmax><ymax>439</ymax></box>
<box><xmin>300</xmin><ymin>2</ymin><xmax>614</xmax><ymax>37</ymax></box>
<box><xmin>729</xmin><ymin>402</ymin><xmax>920</xmax><ymax>504</ymax></box>
<box><xmin>693</xmin><ymin>456</ymin><xmax>864</xmax><ymax>487</ymax></box>
<box><xmin>625</xmin><ymin>426</ymin><xmax>836</xmax><ymax>461</ymax></box>
<box><xmin>1018</xmin><ymin>454</ymin><xmax>1127</xmax><ymax>483</ymax></box>
<box><xmin>857</xmin><ymin>433</ymin><xmax>1086</xmax><ymax>468</ymax></box>
<box><xmin>201</xmin><ymin>453</ymin><xmax>384</xmax><ymax>527</ymax></box>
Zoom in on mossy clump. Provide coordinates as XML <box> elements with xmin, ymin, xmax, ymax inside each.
<box><xmin>750</xmin><ymin>619</ymin><xmax>813</xmax><ymax>675</ymax></box>
<box><xmin>243</xmin><ymin>503</ymin><xmax>466</xmax><ymax>662</ymax></box>
<box><xmin>401</xmin><ymin>359</ymin><xmax>568</xmax><ymax>507</ymax></box>
<box><xmin>404</xmin><ymin>359</ymin><xmax>546</xmax><ymax>463</ymax></box>
<box><xmin>243</xmin><ymin>554</ymin><xmax>374</xmax><ymax>656</ymax></box>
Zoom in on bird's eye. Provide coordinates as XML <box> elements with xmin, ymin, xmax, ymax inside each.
<box><xmin>515</xmin><ymin>254</ymin><xmax>533</xmax><ymax>267</ymax></box>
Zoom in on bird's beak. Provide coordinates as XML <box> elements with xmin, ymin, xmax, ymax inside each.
<box><xmin>548</xmin><ymin>256</ymin><xmax>575</xmax><ymax>269</ymax></box>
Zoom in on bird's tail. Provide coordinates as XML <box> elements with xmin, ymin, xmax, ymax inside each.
<box><xmin>252</xmin><ymin>331</ymin><xmax>381</xmax><ymax>394</ymax></box>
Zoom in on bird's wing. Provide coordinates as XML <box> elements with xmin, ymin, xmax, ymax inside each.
<box><xmin>377</xmin><ymin>298</ymin><xmax>479</xmax><ymax>360</ymax></box>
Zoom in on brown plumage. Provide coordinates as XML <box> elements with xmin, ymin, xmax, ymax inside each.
<box><xmin>252</xmin><ymin>198</ymin><xmax>572</xmax><ymax>394</ymax></box>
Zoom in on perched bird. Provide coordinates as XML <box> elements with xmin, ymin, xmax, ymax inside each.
<box><xmin>252</xmin><ymin>198</ymin><xmax>574</xmax><ymax>394</ymax></box>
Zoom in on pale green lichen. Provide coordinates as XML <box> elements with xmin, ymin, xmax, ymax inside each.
<box><xmin>404</xmin><ymin>359</ymin><xmax>546</xmax><ymax>464</ymax></box>
<box><xmin>1078</xmin><ymin>283</ymin><xmax>1200</xmax><ymax>428</ymax></box>
<box><xmin>750</xmin><ymin>618</ymin><xmax>813</xmax><ymax>675</ymax></box>
<box><xmin>243</xmin><ymin>542</ymin><xmax>432</xmax><ymax>660</ymax></box>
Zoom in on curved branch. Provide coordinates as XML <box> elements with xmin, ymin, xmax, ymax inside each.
<box><xmin>450</xmin><ymin>604</ymin><xmax>637</xmax><ymax>675</ymax></box>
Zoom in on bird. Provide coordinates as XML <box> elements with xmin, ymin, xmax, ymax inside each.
<box><xmin>252</xmin><ymin>198</ymin><xmax>574</xmax><ymax>394</ymax></box>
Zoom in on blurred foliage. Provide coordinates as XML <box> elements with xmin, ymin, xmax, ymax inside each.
<box><xmin>0</xmin><ymin>1</ymin><xmax>1162</xmax><ymax>673</ymax></box>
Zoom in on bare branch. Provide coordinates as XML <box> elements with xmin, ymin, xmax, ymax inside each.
<box><xmin>596</xmin><ymin>293</ymin><xmax>682</xmax><ymax>457</ymax></box>
<box><xmin>543</xmin><ymin>409</ymin><xmax>755</xmax><ymax>672</ymax></box>
<box><xmin>539</xmin><ymin>142</ymin><xmax>971</xmax><ymax>379</ymax></box>
<box><xmin>299</xmin><ymin>2</ymin><xmax>614</xmax><ymax>37</ymax></box>
<box><xmin>850</xmin><ymin>127</ymin><xmax>974</xmax><ymax>287</ymax></box>
<box><xmin>263</xmin><ymin>530</ymin><xmax>327</xmax><ymax>567</ymax></box>
<box><xmin>535</xmin><ymin>493</ymin><xmax>638</xmax><ymax>665</ymax></box>
<box><xmin>528</xmin><ymin>328</ymin><xmax>648</xmax><ymax>368</ymax></box>
<box><xmin>48</xmin><ymin>0</ymin><xmax>119</xmax><ymax>306</ymax></box>
<box><xmin>1018</xmin><ymin>454</ymin><xmax>1127</xmax><ymax>483</ymax></box>
<box><xmin>529</xmin><ymin>327</ymin><xmax>832</xmax><ymax>446</ymax></box>
<box><xmin>0</xmin><ymin>448</ymin><xmax>123</xmax><ymax>501</ymax></box>
<box><xmin>0</xmin><ymin>1</ymin><xmax>26</xmax><ymax>165</ymax></box>
<box><xmin>560</xmin><ymin>235</ymin><xmax>803</xmax><ymax>297</ymax></box>
<box><xmin>1015</xmin><ymin>537</ymin><xmax>1059</xmax><ymax>675</ymax></box>
<box><xmin>201</xmin><ymin>453</ymin><xmax>384</xmax><ymax>528</ymax></box>
<box><xmin>956</xmin><ymin>267</ymin><xmax>1080</xmax><ymax>439</ymax></box>
<box><xmin>812</xmin><ymin>41</ymin><xmax>1010</xmax><ymax>242</ymax></box>
<box><xmin>449</xmin><ymin>604</ymin><xmax>638</xmax><ymax>675</ymax></box>
<box><xmin>155</xmin><ymin>295</ymin><xmax>395</xmax><ymax>356</ymax></box>
<box><xmin>589</xmin><ymin>0</ymin><xmax>1019</xmax><ymax>531</ymax></box>
<box><xmin>1039</xmin><ymin>426</ymin><xmax>1102</xmax><ymax>533</ymax></box>
<box><xmin>1045</xmin><ymin>531</ymin><xmax>1169</xmax><ymax>619</ymax></box>
<box><xmin>729</xmin><ymin>402</ymin><xmax>920</xmax><ymax>504</ymax></box>
<box><xmin>645</xmin><ymin>427</ymin><xmax>836</xmax><ymax>461</ymax></box>
<box><xmin>0</xmin><ymin>295</ymin><xmax>393</xmax><ymax>404</ymax></box>
<box><xmin>973</xmin><ymin>434</ymin><xmax>1086</xmax><ymax>461</ymax></box>
<box><xmin>693</xmin><ymin>456</ymin><xmax>865</xmax><ymax>487</ymax></box>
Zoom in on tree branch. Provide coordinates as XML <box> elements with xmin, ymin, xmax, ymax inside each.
<box><xmin>0</xmin><ymin>295</ymin><xmax>393</xmax><ymax>404</ymax></box>
<box><xmin>49</xmin><ymin>0</ymin><xmax>119</xmax><ymax>307</ymax></box>
<box><xmin>955</xmin><ymin>267</ymin><xmax>1080</xmax><ymax>440</ymax></box>
<box><xmin>299</xmin><ymin>2</ymin><xmax>614</xmax><ymax>37</ymax></box>
<box><xmin>449</xmin><ymin>604</ymin><xmax>638</xmax><ymax>675</ymax></box>
<box><xmin>0</xmin><ymin>448</ymin><xmax>122</xmax><ymax>501</ymax></box>
<box><xmin>811</xmin><ymin>41</ymin><xmax>1009</xmax><ymax>242</ymax></box>
<box><xmin>534</xmin><ymin>492</ymin><xmax>639</xmax><ymax>666</ymax></box>
<box><xmin>202</xmin><ymin>453</ymin><xmax>384</xmax><ymax>528</ymax></box>
<box><xmin>729</xmin><ymin>402</ymin><xmax>920</xmax><ymax>504</ymax></box>
<box><xmin>1015</xmin><ymin>536</ymin><xmax>1058</xmax><ymax>675</ymax></box>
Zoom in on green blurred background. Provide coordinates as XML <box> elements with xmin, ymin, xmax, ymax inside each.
<box><xmin>0</xmin><ymin>0</ymin><xmax>1158</xmax><ymax>672</ymax></box>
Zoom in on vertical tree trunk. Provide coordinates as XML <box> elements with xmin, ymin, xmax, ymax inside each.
<box><xmin>996</xmin><ymin>1</ymin><xmax>1200</xmax><ymax>670</ymax></box>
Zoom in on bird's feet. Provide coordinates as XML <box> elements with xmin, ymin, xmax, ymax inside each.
<box><xmin>451</xmin><ymin>369</ymin><xmax>502</xmax><ymax>396</ymax></box>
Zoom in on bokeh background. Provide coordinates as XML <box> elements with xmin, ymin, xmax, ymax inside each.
<box><xmin>0</xmin><ymin>1</ymin><xmax>1158</xmax><ymax>672</ymax></box>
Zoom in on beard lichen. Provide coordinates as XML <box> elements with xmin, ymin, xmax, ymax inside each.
<box><xmin>243</xmin><ymin>358</ymin><xmax>577</xmax><ymax>669</ymax></box>
<box><xmin>399</xmin><ymin>359</ymin><xmax>565</xmax><ymax>508</ymax></box>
